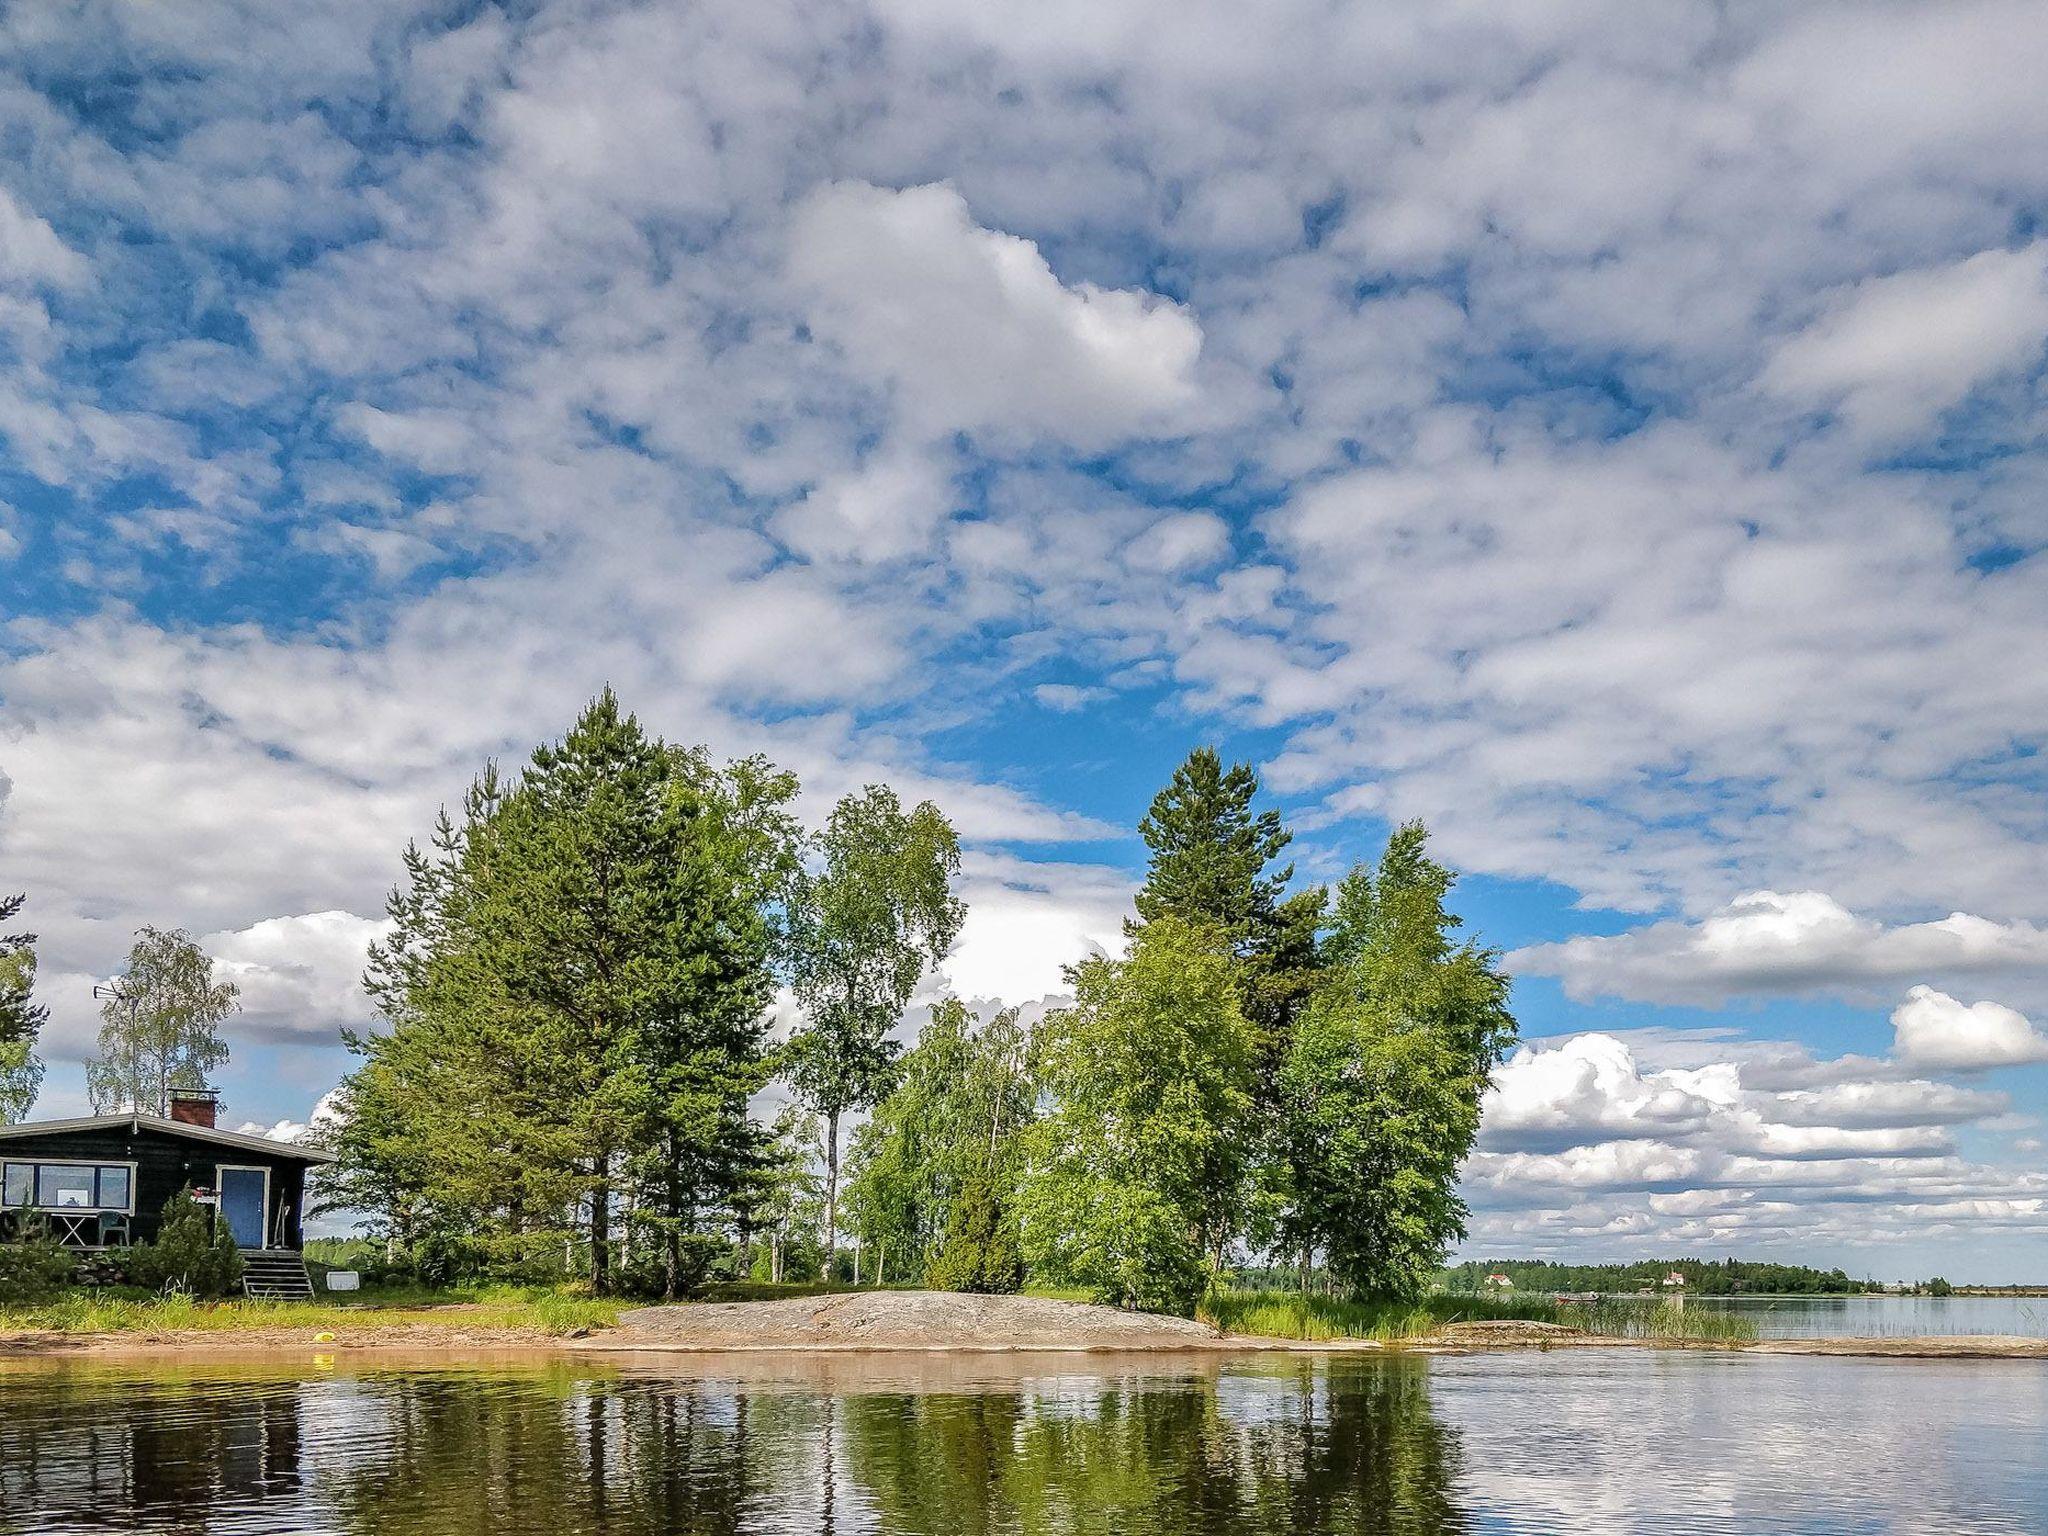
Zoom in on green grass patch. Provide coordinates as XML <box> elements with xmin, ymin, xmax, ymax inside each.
<box><xmin>1199</xmin><ymin>1289</ymin><xmax>1757</xmax><ymax>1344</ymax></box>
<box><xmin>0</xmin><ymin>1284</ymin><xmax>625</xmax><ymax>1338</ymax></box>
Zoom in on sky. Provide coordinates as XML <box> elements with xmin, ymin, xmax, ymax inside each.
<box><xmin>1</xmin><ymin>0</ymin><xmax>2045</xmax><ymax>1282</ymax></box>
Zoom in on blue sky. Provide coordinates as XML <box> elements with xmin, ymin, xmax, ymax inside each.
<box><xmin>2</xmin><ymin>0</ymin><xmax>2047</xmax><ymax>1280</ymax></box>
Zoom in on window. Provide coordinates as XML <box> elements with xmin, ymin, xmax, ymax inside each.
<box><xmin>36</xmin><ymin>1165</ymin><xmax>96</xmax><ymax>1208</ymax></box>
<box><xmin>1</xmin><ymin>1161</ymin><xmax>136</xmax><ymax>1212</ymax></box>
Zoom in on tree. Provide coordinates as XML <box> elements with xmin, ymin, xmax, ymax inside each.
<box><xmin>783</xmin><ymin>786</ymin><xmax>965</xmax><ymax>1276</ymax></box>
<box><xmin>926</xmin><ymin>1164</ymin><xmax>1024</xmax><ymax>1294</ymax></box>
<box><xmin>1278</xmin><ymin>822</ymin><xmax>1516</xmax><ymax>1296</ymax></box>
<box><xmin>844</xmin><ymin>999</ymin><xmax>1035</xmax><ymax>1286</ymax></box>
<box><xmin>133</xmin><ymin>1187</ymin><xmax>245</xmax><ymax>1298</ymax></box>
<box><xmin>338</xmin><ymin>691</ymin><xmax>791</xmax><ymax>1293</ymax></box>
<box><xmin>86</xmin><ymin>927</ymin><xmax>237</xmax><ymax>1116</ymax></box>
<box><xmin>746</xmin><ymin>1107</ymin><xmax>825</xmax><ymax>1284</ymax></box>
<box><xmin>1129</xmin><ymin>747</ymin><xmax>1325</xmax><ymax>1058</ymax></box>
<box><xmin>1018</xmin><ymin>919</ymin><xmax>1254</xmax><ymax>1315</ymax></box>
<box><xmin>0</xmin><ymin>893</ymin><xmax>48</xmax><ymax>1123</ymax></box>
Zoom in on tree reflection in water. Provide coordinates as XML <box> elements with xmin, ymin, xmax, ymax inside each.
<box><xmin>0</xmin><ymin>1355</ymin><xmax>1469</xmax><ymax>1535</ymax></box>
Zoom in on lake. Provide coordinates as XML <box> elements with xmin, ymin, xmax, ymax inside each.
<box><xmin>1680</xmin><ymin>1293</ymin><xmax>2048</xmax><ymax>1338</ymax></box>
<box><xmin>1</xmin><ymin>1350</ymin><xmax>2043</xmax><ymax>1534</ymax></box>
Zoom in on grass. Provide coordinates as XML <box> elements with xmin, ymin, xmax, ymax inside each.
<box><xmin>1199</xmin><ymin>1289</ymin><xmax>1757</xmax><ymax>1344</ymax></box>
<box><xmin>0</xmin><ymin>1283</ymin><xmax>625</xmax><ymax>1338</ymax></box>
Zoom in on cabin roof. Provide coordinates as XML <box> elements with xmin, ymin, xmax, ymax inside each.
<box><xmin>0</xmin><ymin>1113</ymin><xmax>338</xmax><ymax>1164</ymax></box>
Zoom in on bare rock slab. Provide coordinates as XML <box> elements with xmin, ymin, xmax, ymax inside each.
<box><xmin>609</xmin><ymin>1291</ymin><xmax>1225</xmax><ymax>1352</ymax></box>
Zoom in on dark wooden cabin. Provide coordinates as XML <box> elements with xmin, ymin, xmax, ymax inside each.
<box><xmin>0</xmin><ymin>1094</ymin><xmax>335</xmax><ymax>1254</ymax></box>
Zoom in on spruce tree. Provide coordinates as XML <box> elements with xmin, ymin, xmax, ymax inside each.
<box><xmin>1129</xmin><ymin>747</ymin><xmax>1324</xmax><ymax>1063</ymax></box>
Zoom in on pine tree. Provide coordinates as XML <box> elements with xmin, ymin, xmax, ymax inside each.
<box><xmin>337</xmin><ymin>691</ymin><xmax>792</xmax><ymax>1293</ymax></box>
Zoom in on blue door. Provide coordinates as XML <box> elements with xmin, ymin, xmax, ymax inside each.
<box><xmin>217</xmin><ymin>1167</ymin><xmax>267</xmax><ymax>1249</ymax></box>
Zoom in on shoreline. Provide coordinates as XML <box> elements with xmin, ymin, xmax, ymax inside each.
<box><xmin>4</xmin><ymin>1325</ymin><xmax>2045</xmax><ymax>1364</ymax></box>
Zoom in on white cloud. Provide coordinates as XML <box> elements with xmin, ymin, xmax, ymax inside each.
<box><xmin>1762</xmin><ymin>243</ymin><xmax>2048</xmax><ymax>442</ymax></box>
<box><xmin>1032</xmin><ymin>683</ymin><xmax>1111</xmax><ymax>712</ymax></box>
<box><xmin>204</xmin><ymin>909</ymin><xmax>391</xmax><ymax>1042</ymax></box>
<box><xmin>0</xmin><ymin>186</ymin><xmax>89</xmax><ymax>289</ymax></box>
<box><xmin>1481</xmin><ymin>1034</ymin><xmax>1721</xmax><ymax>1154</ymax></box>
<box><xmin>788</xmin><ymin>181</ymin><xmax>1203</xmax><ymax>447</ymax></box>
<box><xmin>1891</xmin><ymin>986</ymin><xmax>2048</xmax><ymax>1073</ymax></box>
<box><xmin>1123</xmin><ymin>511</ymin><xmax>1229</xmax><ymax>574</ymax></box>
<box><xmin>1512</xmin><ymin>891</ymin><xmax>2048</xmax><ymax>1007</ymax></box>
<box><xmin>938</xmin><ymin>850</ymin><xmax>1132</xmax><ymax>1008</ymax></box>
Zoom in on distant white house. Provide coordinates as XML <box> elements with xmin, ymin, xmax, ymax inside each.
<box><xmin>1662</xmin><ymin>1271</ymin><xmax>1687</xmax><ymax>1289</ymax></box>
<box><xmin>1483</xmin><ymin>1273</ymin><xmax>1514</xmax><ymax>1290</ymax></box>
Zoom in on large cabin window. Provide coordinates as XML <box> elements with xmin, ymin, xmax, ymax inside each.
<box><xmin>1</xmin><ymin>1161</ymin><xmax>136</xmax><ymax>1212</ymax></box>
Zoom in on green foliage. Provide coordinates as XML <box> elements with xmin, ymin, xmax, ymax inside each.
<box><xmin>1277</xmin><ymin>823</ymin><xmax>1516</xmax><ymax>1298</ymax></box>
<box><xmin>1129</xmin><ymin>748</ymin><xmax>1325</xmax><ymax>1056</ymax></box>
<box><xmin>1018</xmin><ymin>918</ymin><xmax>1254</xmax><ymax>1315</ymax></box>
<box><xmin>85</xmin><ymin>925</ymin><xmax>237</xmax><ymax>1116</ymax></box>
<box><xmin>925</xmin><ymin>1165</ymin><xmax>1023</xmax><ymax>1293</ymax></box>
<box><xmin>132</xmin><ymin>1188</ymin><xmax>245</xmax><ymax>1299</ymax></box>
<box><xmin>0</xmin><ymin>1216</ymin><xmax>76</xmax><ymax>1303</ymax></box>
<box><xmin>783</xmin><ymin>785</ymin><xmax>967</xmax><ymax>1270</ymax></box>
<box><xmin>844</xmin><ymin>998</ymin><xmax>1033</xmax><ymax>1283</ymax></box>
<box><xmin>331</xmin><ymin>690</ymin><xmax>793</xmax><ymax>1295</ymax></box>
<box><xmin>1927</xmin><ymin>1275</ymin><xmax>1954</xmax><ymax>1297</ymax></box>
<box><xmin>744</xmin><ymin>1107</ymin><xmax>825</xmax><ymax>1284</ymax></box>
<box><xmin>0</xmin><ymin>893</ymin><xmax>47</xmax><ymax>1123</ymax></box>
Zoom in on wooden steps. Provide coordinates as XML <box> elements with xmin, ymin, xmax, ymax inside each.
<box><xmin>241</xmin><ymin>1250</ymin><xmax>315</xmax><ymax>1300</ymax></box>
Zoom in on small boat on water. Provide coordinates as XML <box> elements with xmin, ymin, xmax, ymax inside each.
<box><xmin>1554</xmin><ymin>1292</ymin><xmax>1602</xmax><ymax>1304</ymax></box>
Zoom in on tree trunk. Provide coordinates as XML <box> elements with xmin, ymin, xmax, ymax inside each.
<box><xmin>824</xmin><ymin>1108</ymin><xmax>841</xmax><ymax>1280</ymax></box>
<box><xmin>589</xmin><ymin>1167</ymin><xmax>611</xmax><ymax>1294</ymax></box>
<box><xmin>664</xmin><ymin>1129</ymin><xmax>682</xmax><ymax>1302</ymax></box>
<box><xmin>876</xmin><ymin>1237</ymin><xmax>886</xmax><ymax>1287</ymax></box>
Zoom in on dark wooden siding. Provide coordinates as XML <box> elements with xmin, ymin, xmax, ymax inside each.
<box><xmin>0</xmin><ymin>1126</ymin><xmax>314</xmax><ymax>1249</ymax></box>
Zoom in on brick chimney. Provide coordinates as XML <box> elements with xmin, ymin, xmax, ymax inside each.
<box><xmin>168</xmin><ymin>1089</ymin><xmax>220</xmax><ymax>1129</ymax></box>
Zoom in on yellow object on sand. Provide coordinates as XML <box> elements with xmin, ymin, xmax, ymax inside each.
<box><xmin>313</xmin><ymin>1331</ymin><xmax>336</xmax><ymax>1342</ymax></box>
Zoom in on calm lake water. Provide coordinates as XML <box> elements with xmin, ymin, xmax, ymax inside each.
<box><xmin>1682</xmin><ymin>1293</ymin><xmax>2048</xmax><ymax>1338</ymax></box>
<box><xmin>0</xmin><ymin>1351</ymin><xmax>2043</xmax><ymax>1534</ymax></box>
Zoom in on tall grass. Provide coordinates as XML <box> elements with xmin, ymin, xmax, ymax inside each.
<box><xmin>1200</xmin><ymin>1289</ymin><xmax>1756</xmax><ymax>1344</ymax></box>
<box><xmin>1555</xmin><ymin>1297</ymin><xmax>1757</xmax><ymax>1343</ymax></box>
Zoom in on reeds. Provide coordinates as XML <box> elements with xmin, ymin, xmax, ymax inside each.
<box><xmin>1198</xmin><ymin>1288</ymin><xmax>1758</xmax><ymax>1344</ymax></box>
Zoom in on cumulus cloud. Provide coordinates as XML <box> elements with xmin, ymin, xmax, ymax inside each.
<box><xmin>1512</xmin><ymin>891</ymin><xmax>2048</xmax><ymax>1006</ymax></box>
<box><xmin>1761</xmin><ymin>243</ymin><xmax>2048</xmax><ymax>442</ymax></box>
<box><xmin>788</xmin><ymin>181</ymin><xmax>1202</xmax><ymax>447</ymax></box>
<box><xmin>204</xmin><ymin>910</ymin><xmax>392</xmax><ymax>1042</ymax></box>
<box><xmin>1891</xmin><ymin>986</ymin><xmax>2048</xmax><ymax>1073</ymax></box>
<box><xmin>1481</xmin><ymin>1035</ymin><xmax>1722</xmax><ymax>1154</ymax></box>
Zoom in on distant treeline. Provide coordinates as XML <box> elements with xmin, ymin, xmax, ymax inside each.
<box><xmin>1442</xmin><ymin>1259</ymin><xmax>1879</xmax><ymax>1295</ymax></box>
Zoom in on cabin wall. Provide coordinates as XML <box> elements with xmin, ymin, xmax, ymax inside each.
<box><xmin>0</xmin><ymin>1127</ymin><xmax>312</xmax><ymax>1249</ymax></box>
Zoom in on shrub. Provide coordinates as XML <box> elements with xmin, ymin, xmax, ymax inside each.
<box><xmin>0</xmin><ymin>1217</ymin><xmax>77</xmax><ymax>1304</ymax></box>
<box><xmin>925</xmin><ymin>1169</ymin><xmax>1024</xmax><ymax>1294</ymax></box>
<box><xmin>131</xmin><ymin>1189</ymin><xmax>245</xmax><ymax>1299</ymax></box>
